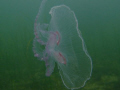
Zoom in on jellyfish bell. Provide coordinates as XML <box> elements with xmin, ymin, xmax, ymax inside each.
<box><xmin>33</xmin><ymin>0</ymin><xmax>92</xmax><ymax>89</ymax></box>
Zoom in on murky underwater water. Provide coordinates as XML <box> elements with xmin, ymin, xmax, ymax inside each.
<box><xmin>0</xmin><ymin>0</ymin><xmax>120</xmax><ymax>90</ymax></box>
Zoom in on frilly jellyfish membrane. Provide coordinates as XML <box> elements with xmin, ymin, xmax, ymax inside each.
<box><xmin>33</xmin><ymin>0</ymin><xmax>92</xmax><ymax>89</ymax></box>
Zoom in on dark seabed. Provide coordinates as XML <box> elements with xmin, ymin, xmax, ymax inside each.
<box><xmin>0</xmin><ymin>0</ymin><xmax>120</xmax><ymax>90</ymax></box>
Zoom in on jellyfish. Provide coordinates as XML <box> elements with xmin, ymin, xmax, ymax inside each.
<box><xmin>33</xmin><ymin>0</ymin><xmax>92</xmax><ymax>89</ymax></box>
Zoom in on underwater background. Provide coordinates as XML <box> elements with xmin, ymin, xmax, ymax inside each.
<box><xmin>0</xmin><ymin>0</ymin><xmax>120</xmax><ymax>90</ymax></box>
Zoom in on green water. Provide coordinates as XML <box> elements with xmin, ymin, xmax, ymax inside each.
<box><xmin>0</xmin><ymin>0</ymin><xmax>120</xmax><ymax>90</ymax></box>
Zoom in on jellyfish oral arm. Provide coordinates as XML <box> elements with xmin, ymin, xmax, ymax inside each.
<box><xmin>59</xmin><ymin>52</ymin><xmax>66</xmax><ymax>64</ymax></box>
<box><xmin>53</xmin><ymin>51</ymin><xmax>66</xmax><ymax>64</ymax></box>
<box><xmin>48</xmin><ymin>31</ymin><xmax>66</xmax><ymax>64</ymax></box>
<box><xmin>56</xmin><ymin>31</ymin><xmax>60</xmax><ymax>45</ymax></box>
